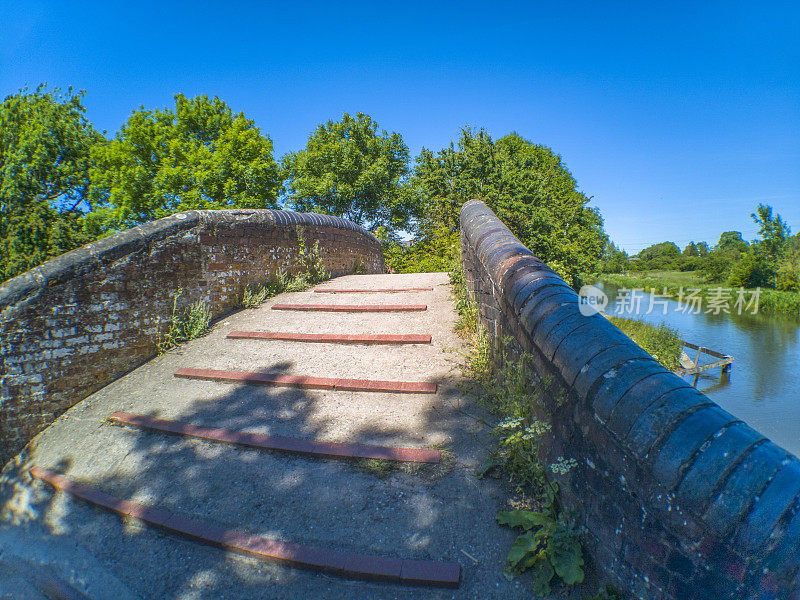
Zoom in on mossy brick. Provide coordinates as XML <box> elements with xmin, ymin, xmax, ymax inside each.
<box><xmin>735</xmin><ymin>459</ymin><xmax>800</xmax><ymax>549</ymax></box>
<box><xmin>755</xmin><ymin>499</ymin><xmax>800</xmax><ymax>576</ymax></box>
<box><xmin>508</xmin><ymin>272</ymin><xmax>564</xmax><ymax>313</ymax></box>
<box><xmin>552</xmin><ymin>321</ymin><xmax>629</xmax><ymax>385</ymax></box>
<box><xmin>626</xmin><ymin>388</ymin><xmax>711</xmax><ymax>460</ymax></box>
<box><xmin>649</xmin><ymin>406</ymin><xmax>738</xmax><ymax>490</ymax></box>
<box><xmin>520</xmin><ymin>290</ymin><xmax>577</xmax><ymax>338</ymax></box>
<box><xmin>498</xmin><ymin>255</ymin><xmax>549</xmax><ymax>290</ymax></box>
<box><xmin>590</xmin><ymin>359</ymin><xmax>668</xmax><ymax>422</ymax></box>
<box><xmin>530</xmin><ymin>302</ymin><xmax>583</xmax><ymax>351</ymax></box>
<box><xmin>674</xmin><ymin>423</ymin><xmax>765</xmax><ymax>513</ymax></box>
<box><xmin>607</xmin><ymin>372</ymin><xmax>692</xmax><ymax>438</ymax></box>
<box><xmin>538</xmin><ymin>312</ymin><xmax>600</xmax><ymax>361</ymax></box>
<box><xmin>704</xmin><ymin>442</ymin><xmax>787</xmax><ymax>536</ymax></box>
<box><xmin>572</xmin><ymin>345</ymin><xmax>652</xmax><ymax>400</ymax></box>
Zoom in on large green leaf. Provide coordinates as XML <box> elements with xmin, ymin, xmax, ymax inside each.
<box><xmin>505</xmin><ymin>531</ymin><xmax>540</xmax><ymax>570</ymax></box>
<box><xmin>496</xmin><ymin>509</ymin><xmax>554</xmax><ymax>531</ymax></box>
<box><xmin>530</xmin><ymin>557</ymin><xmax>554</xmax><ymax>596</ymax></box>
<box><xmin>550</xmin><ymin>537</ymin><xmax>584</xmax><ymax>585</ymax></box>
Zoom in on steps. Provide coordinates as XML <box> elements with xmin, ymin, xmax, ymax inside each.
<box><xmin>29</xmin><ymin>274</ymin><xmax>465</xmax><ymax>592</ymax></box>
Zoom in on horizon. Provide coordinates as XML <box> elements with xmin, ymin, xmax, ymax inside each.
<box><xmin>2</xmin><ymin>0</ymin><xmax>798</xmax><ymax>253</ymax></box>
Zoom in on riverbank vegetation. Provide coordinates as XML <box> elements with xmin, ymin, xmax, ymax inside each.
<box><xmin>606</xmin><ymin>316</ymin><xmax>683</xmax><ymax>371</ymax></box>
<box><xmin>1</xmin><ymin>86</ymin><xmax>605</xmax><ymax>287</ymax></box>
<box><xmin>595</xmin><ymin>205</ymin><xmax>800</xmax><ymax>320</ymax></box>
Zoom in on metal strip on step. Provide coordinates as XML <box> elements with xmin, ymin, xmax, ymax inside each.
<box><xmin>226</xmin><ymin>332</ymin><xmax>432</xmax><ymax>344</ymax></box>
<box><xmin>313</xmin><ymin>288</ymin><xmax>434</xmax><ymax>293</ymax></box>
<box><xmin>173</xmin><ymin>368</ymin><xmax>437</xmax><ymax>393</ymax></box>
<box><xmin>271</xmin><ymin>304</ymin><xmax>427</xmax><ymax>312</ymax></box>
<box><xmin>108</xmin><ymin>412</ymin><xmax>441</xmax><ymax>463</ymax></box>
<box><xmin>29</xmin><ymin>467</ymin><xmax>460</xmax><ymax>588</ymax></box>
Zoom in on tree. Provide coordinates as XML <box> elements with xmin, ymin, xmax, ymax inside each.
<box><xmin>0</xmin><ymin>86</ymin><xmax>103</xmax><ymax>280</ymax></box>
<box><xmin>682</xmin><ymin>242</ymin><xmax>699</xmax><ymax>257</ymax></box>
<box><xmin>752</xmin><ymin>204</ymin><xmax>790</xmax><ymax>261</ymax></box>
<box><xmin>410</xmin><ymin>128</ymin><xmax>606</xmax><ymax>284</ymax></box>
<box><xmin>282</xmin><ymin>112</ymin><xmax>416</xmax><ymax>233</ymax></box>
<box><xmin>716</xmin><ymin>231</ymin><xmax>749</xmax><ymax>253</ymax></box>
<box><xmin>90</xmin><ymin>94</ymin><xmax>280</xmax><ymax>228</ymax></box>
<box><xmin>634</xmin><ymin>242</ymin><xmax>681</xmax><ymax>271</ymax></box>
<box><xmin>599</xmin><ymin>240</ymin><xmax>628</xmax><ymax>274</ymax></box>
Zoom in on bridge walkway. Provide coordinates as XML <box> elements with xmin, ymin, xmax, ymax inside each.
<box><xmin>0</xmin><ymin>273</ymin><xmax>534</xmax><ymax>600</ymax></box>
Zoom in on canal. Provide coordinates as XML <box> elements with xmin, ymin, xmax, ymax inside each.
<box><xmin>597</xmin><ymin>282</ymin><xmax>800</xmax><ymax>457</ymax></box>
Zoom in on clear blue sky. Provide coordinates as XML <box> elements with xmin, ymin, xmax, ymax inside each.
<box><xmin>2</xmin><ymin>0</ymin><xmax>798</xmax><ymax>253</ymax></box>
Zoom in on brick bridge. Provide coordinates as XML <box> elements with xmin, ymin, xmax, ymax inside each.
<box><xmin>0</xmin><ymin>205</ymin><xmax>798</xmax><ymax>599</ymax></box>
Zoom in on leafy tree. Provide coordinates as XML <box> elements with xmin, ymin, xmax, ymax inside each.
<box><xmin>682</xmin><ymin>242</ymin><xmax>699</xmax><ymax>257</ymax></box>
<box><xmin>411</xmin><ymin>128</ymin><xmax>606</xmax><ymax>284</ymax></box>
<box><xmin>90</xmin><ymin>94</ymin><xmax>280</xmax><ymax>228</ymax></box>
<box><xmin>0</xmin><ymin>86</ymin><xmax>103</xmax><ymax>280</ymax></box>
<box><xmin>727</xmin><ymin>251</ymin><xmax>770</xmax><ymax>288</ymax></box>
<box><xmin>696</xmin><ymin>241</ymin><xmax>710</xmax><ymax>256</ymax></box>
<box><xmin>716</xmin><ymin>231</ymin><xmax>749</xmax><ymax>253</ymax></box>
<box><xmin>752</xmin><ymin>204</ymin><xmax>790</xmax><ymax>264</ymax></box>
<box><xmin>282</xmin><ymin>112</ymin><xmax>416</xmax><ymax>233</ymax></box>
<box><xmin>599</xmin><ymin>240</ymin><xmax>628</xmax><ymax>274</ymax></box>
<box><xmin>635</xmin><ymin>241</ymin><xmax>681</xmax><ymax>271</ymax></box>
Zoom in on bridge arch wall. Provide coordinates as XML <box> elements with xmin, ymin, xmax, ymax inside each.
<box><xmin>460</xmin><ymin>199</ymin><xmax>800</xmax><ymax>599</ymax></box>
<box><xmin>0</xmin><ymin>209</ymin><xmax>383</xmax><ymax>464</ymax></box>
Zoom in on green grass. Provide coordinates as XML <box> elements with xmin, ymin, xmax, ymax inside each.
<box><xmin>606</xmin><ymin>315</ymin><xmax>683</xmax><ymax>371</ymax></box>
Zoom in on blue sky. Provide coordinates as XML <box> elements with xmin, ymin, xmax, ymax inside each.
<box><xmin>2</xmin><ymin>0</ymin><xmax>798</xmax><ymax>253</ymax></box>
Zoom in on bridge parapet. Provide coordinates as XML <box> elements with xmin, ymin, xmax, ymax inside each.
<box><xmin>0</xmin><ymin>209</ymin><xmax>383</xmax><ymax>465</ymax></box>
<box><xmin>460</xmin><ymin>199</ymin><xmax>800</xmax><ymax>600</ymax></box>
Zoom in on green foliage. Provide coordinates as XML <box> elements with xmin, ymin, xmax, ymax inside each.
<box><xmin>727</xmin><ymin>251</ymin><xmax>770</xmax><ymax>288</ymax></box>
<box><xmin>497</xmin><ymin>483</ymin><xmax>585</xmax><ymax>595</ymax></box>
<box><xmin>599</xmin><ymin>240</ymin><xmax>628</xmax><ymax>274</ymax></box>
<box><xmin>716</xmin><ymin>230</ymin><xmax>750</xmax><ymax>253</ymax></box>
<box><xmin>413</xmin><ymin>128</ymin><xmax>606</xmax><ymax>284</ymax></box>
<box><xmin>776</xmin><ymin>247</ymin><xmax>800</xmax><ymax>292</ymax></box>
<box><xmin>90</xmin><ymin>94</ymin><xmax>280</xmax><ymax>228</ymax></box>
<box><xmin>384</xmin><ymin>229</ymin><xmax>459</xmax><ymax>274</ymax></box>
<box><xmin>282</xmin><ymin>112</ymin><xmax>418</xmax><ymax>233</ymax></box>
<box><xmin>0</xmin><ymin>86</ymin><xmax>103</xmax><ymax>279</ymax></box>
<box><xmin>606</xmin><ymin>315</ymin><xmax>683</xmax><ymax>370</ymax></box>
<box><xmin>156</xmin><ymin>288</ymin><xmax>211</xmax><ymax>353</ymax></box>
<box><xmin>633</xmin><ymin>241</ymin><xmax>681</xmax><ymax>271</ymax></box>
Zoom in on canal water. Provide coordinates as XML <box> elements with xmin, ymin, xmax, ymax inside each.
<box><xmin>596</xmin><ymin>282</ymin><xmax>800</xmax><ymax>457</ymax></box>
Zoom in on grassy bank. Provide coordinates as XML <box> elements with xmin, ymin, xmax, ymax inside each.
<box><xmin>606</xmin><ymin>315</ymin><xmax>683</xmax><ymax>371</ymax></box>
<box><xmin>587</xmin><ymin>272</ymin><xmax>800</xmax><ymax>321</ymax></box>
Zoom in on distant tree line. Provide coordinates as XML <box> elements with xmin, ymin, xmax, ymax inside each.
<box><xmin>599</xmin><ymin>206</ymin><xmax>799</xmax><ymax>292</ymax></box>
<box><xmin>1</xmin><ymin>86</ymin><xmax>607</xmax><ymax>284</ymax></box>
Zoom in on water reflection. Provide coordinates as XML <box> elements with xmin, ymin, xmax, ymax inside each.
<box><xmin>598</xmin><ymin>282</ymin><xmax>800</xmax><ymax>456</ymax></box>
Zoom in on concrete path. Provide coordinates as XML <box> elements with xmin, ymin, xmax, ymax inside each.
<box><xmin>0</xmin><ymin>273</ymin><xmax>532</xmax><ymax>599</ymax></box>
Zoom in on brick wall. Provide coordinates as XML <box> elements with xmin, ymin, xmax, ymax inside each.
<box><xmin>0</xmin><ymin>209</ymin><xmax>384</xmax><ymax>465</ymax></box>
<box><xmin>460</xmin><ymin>200</ymin><xmax>800</xmax><ymax>600</ymax></box>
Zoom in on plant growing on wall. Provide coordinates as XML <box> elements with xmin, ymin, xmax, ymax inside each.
<box><xmin>155</xmin><ymin>288</ymin><xmax>211</xmax><ymax>353</ymax></box>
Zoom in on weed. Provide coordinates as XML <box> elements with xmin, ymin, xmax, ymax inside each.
<box><xmin>155</xmin><ymin>288</ymin><xmax>211</xmax><ymax>353</ymax></box>
<box><xmin>497</xmin><ymin>482</ymin><xmax>585</xmax><ymax>595</ymax></box>
<box><xmin>450</xmin><ymin>242</ymin><xmax>585</xmax><ymax>595</ymax></box>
